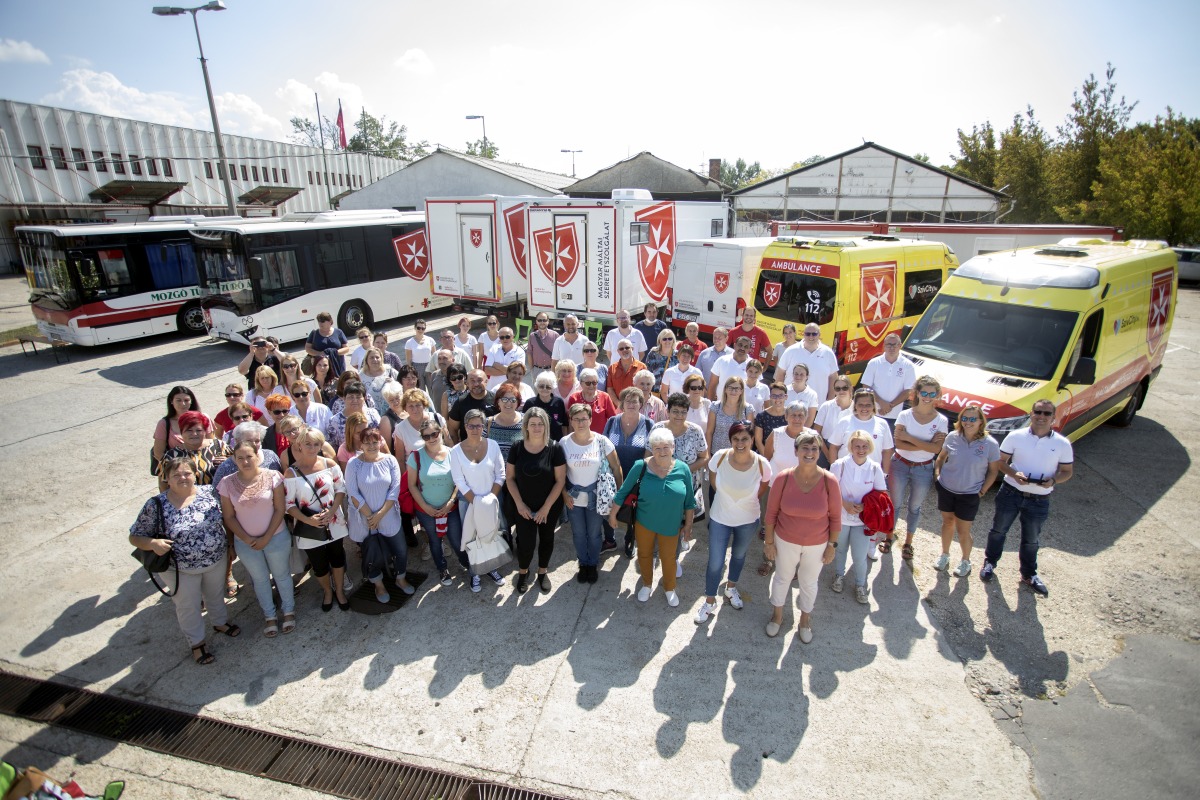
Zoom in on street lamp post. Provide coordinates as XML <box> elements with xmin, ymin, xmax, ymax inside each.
<box><xmin>153</xmin><ymin>1</ymin><xmax>238</xmax><ymax>216</ymax></box>
<box><xmin>560</xmin><ymin>149</ymin><xmax>582</xmax><ymax>178</ymax></box>
<box><xmin>465</xmin><ymin>115</ymin><xmax>487</xmax><ymax>157</ymax></box>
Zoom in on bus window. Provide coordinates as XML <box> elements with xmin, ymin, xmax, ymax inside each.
<box><xmin>754</xmin><ymin>270</ymin><xmax>836</xmax><ymax>325</ymax></box>
<box><xmin>256</xmin><ymin>249</ymin><xmax>303</xmax><ymax>308</ymax></box>
<box><xmin>903</xmin><ymin>268</ymin><xmax>942</xmax><ymax>317</ymax></box>
<box><xmin>97</xmin><ymin>249</ymin><xmax>133</xmax><ymax>292</ymax></box>
<box><xmin>145</xmin><ymin>240</ymin><xmax>198</xmax><ymax>290</ymax></box>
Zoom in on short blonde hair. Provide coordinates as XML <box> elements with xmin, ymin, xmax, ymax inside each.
<box><xmin>846</xmin><ymin>429</ymin><xmax>875</xmax><ymax>454</ymax></box>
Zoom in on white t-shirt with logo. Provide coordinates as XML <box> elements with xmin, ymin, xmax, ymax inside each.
<box><xmin>830</xmin><ymin>455</ymin><xmax>889</xmax><ymax>526</ymax></box>
<box><xmin>828</xmin><ymin>415</ymin><xmax>895</xmax><ymax>462</ymax></box>
<box><xmin>894</xmin><ymin>408</ymin><xmax>949</xmax><ymax>463</ymax></box>
<box><xmin>861</xmin><ymin>353</ymin><xmax>917</xmax><ymax>420</ymax></box>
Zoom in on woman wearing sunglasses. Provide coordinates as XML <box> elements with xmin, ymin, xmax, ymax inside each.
<box><xmin>440</xmin><ymin>364</ymin><xmax>469</xmax><ymax>420</ymax></box>
<box><xmin>890</xmin><ymin>376</ymin><xmax>949</xmax><ymax>561</ymax></box>
<box><xmin>477</xmin><ymin>316</ymin><xmax>502</xmax><ymax>368</ymax></box>
<box><xmin>409</xmin><ymin>417</ymin><xmax>469</xmax><ymax>587</ymax></box>
<box><xmin>278</xmin><ymin>356</ymin><xmax>321</xmax><ymax>407</ymax></box>
<box><xmin>213</xmin><ymin>384</ymin><xmax>262</xmax><ymax>442</ymax></box>
<box><xmin>932</xmin><ymin>404</ymin><xmax>1000</xmax><ymax>578</ymax></box>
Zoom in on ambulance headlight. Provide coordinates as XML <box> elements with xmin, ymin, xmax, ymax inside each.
<box><xmin>987</xmin><ymin>414</ymin><xmax>1030</xmax><ymax>434</ymax></box>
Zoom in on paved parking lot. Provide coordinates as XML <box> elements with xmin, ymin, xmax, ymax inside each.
<box><xmin>0</xmin><ymin>286</ymin><xmax>1196</xmax><ymax>799</ymax></box>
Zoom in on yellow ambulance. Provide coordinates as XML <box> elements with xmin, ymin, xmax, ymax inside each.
<box><xmin>902</xmin><ymin>239</ymin><xmax>1178</xmax><ymax>440</ymax></box>
<box><xmin>752</xmin><ymin>235</ymin><xmax>957</xmax><ymax>370</ymax></box>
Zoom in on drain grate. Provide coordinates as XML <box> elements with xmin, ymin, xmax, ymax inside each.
<box><xmin>0</xmin><ymin>671</ymin><xmax>570</xmax><ymax>800</ymax></box>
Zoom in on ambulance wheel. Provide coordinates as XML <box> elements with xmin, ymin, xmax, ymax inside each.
<box><xmin>177</xmin><ymin>302</ymin><xmax>207</xmax><ymax>336</ymax></box>
<box><xmin>1109</xmin><ymin>383</ymin><xmax>1143</xmax><ymax>428</ymax></box>
<box><xmin>338</xmin><ymin>300</ymin><xmax>373</xmax><ymax>335</ymax></box>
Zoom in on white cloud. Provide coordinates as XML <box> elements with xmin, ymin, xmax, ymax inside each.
<box><xmin>40</xmin><ymin>69</ymin><xmax>206</xmax><ymax>128</ymax></box>
<box><xmin>393</xmin><ymin>49</ymin><xmax>434</xmax><ymax>76</ymax></box>
<box><xmin>64</xmin><ymin>55</ymin><xmax>93</xmax><ymax>69</ymax></box>
<box><xmin>275</xmin><ymin>73</ymin><xmax>364</xmax><ymax>122</ymax></box>
<box><xmin>0</xmin><ymin>39</ymin><xmax>50</xmax><ymax>64</ymax></box>
<box><xmin>215</xmin><ymin>92</ymin><xmax>287</xmax><ymax>141</ymax></box>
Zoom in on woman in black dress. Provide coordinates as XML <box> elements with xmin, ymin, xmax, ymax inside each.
<box><xmin>505</xmin><ymin>407</ymin><xmax>567</xmax><ymax>594</ymax></box>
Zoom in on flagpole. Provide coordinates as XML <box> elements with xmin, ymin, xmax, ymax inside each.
<box><xmin>362</xmin><ymin>106</ymin><xmax>374</xmax><ymax>184</ymax></box>
<box><xmin>339</xmin><ymin>99</ymin><xmax>353</xmax><ymax>199</ymax></box>
<box><xmin>314</xmin><ymin>92</ymin><xmax>332</xmax><ymax>208</ymax></box>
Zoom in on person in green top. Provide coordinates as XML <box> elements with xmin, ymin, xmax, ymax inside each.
<box><xmin>609</xmin><ymin>426</ymin><xmax>695</xmax><ymax>608</ymax></box>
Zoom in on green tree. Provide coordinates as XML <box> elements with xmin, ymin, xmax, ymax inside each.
<box><xmin>289</xmin><ymin>115</ymin><xmax>335</xmax><ymax>148</ymax></box>
<box><xmin>996</xmin><ymin>107</ymin><xmax>1057</xmax><ymax>223</ymax></box>
<box><xmin>911</xmin><ymin>152</ymin><xmax>931</xmax><ymax>163</ymax></box>
<box><xmin>1052</xmin><ymin>63</ymin><xmax>1137</xmax><ymax>222</ymax></box>
<box><xmin>719</xmin><ymin>158</ymin><xmax>763</xmax><ymax>189</ymax></box>
<box><xmin>349</xmin><ymin>110</ymin><xmax>429</xmax><ymax>160</ymax></box>
<box><xmin>1092</xmin><ymin>109</ymin><xmax>1200</xmax><ymax>244</ymax></box>
<box><xmin>950</xmin><ymin>122</ymin><xmax>997</xmax><ymax>187</ymax></box>
<box><xmin>465</xmin><ymin>138</ymin><xmax>499</xmax><ymax>159</ymax></box>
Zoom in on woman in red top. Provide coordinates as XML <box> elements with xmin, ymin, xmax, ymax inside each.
<box><xmin>763</xmin><ymin>431</ymin><xmax>841</xmax><ymax>643</ymax></box>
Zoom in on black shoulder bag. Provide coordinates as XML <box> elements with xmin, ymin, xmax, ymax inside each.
<box><xmin>291</xmin><ymin>466</ymin><xmax>333</xmax><ymax>541</ymax></box>
<box><xmin>130</xmin><ymin>496</ymin><xmax>178</xmax><ymax>596</ymax></box>
<box><xmin>615</xmin><ymin>461</ymin><xmax>647</xmax><ymax>526</ymax></box>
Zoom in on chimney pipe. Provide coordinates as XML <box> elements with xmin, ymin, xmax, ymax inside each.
<box><xmin>709</xmin><ymin>158</ymin><xmax>721</xmax><ymax>180</ymax></box>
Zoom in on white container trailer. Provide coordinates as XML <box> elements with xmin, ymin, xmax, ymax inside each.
<box><xmin>426</xmin><ymin>192</ymin><xmax>729</xmax><ymax>322</ymax></box>
<box><xmin>670</xmin><ymin>237</ymin><xmax>775</xmax><ymax>335</ymax></box>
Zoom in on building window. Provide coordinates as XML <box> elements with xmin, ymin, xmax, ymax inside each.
<box><xmin>217</xmin><ymin>162</ymin><xmax>225</xmax><ymax>179</ymax></box>
<box><xmin>272</xmin><ymin>168</ymin><xmax>279</xmax><ymax>182</ymax></box>
<box><xmin>147</xmin><ymin>157</ymin><xmax>158</xmax><ymax>176</ymax></box>
<box><xmin>51</xmin><ymin>147</ymin><xmax>69</xmax><ymax>169</ymax></box>
<box><xmin>281</xmin><ymin>168</ymin><xmax>287</xmax><ymax>183</ymax></box>
<box><xmin>27</xmin><ymin>145</ymin><xmax>46</xmax><ymax>169</ymax></box>
<box><xmin>307</xmin><ymin>170</ymin><xmax>313</xmax><ymax>185</ymax></box>
<box><xmin>93</xmin><ymin>151</ymin><xmax>107</xmax><ymax>172</ymax></box>
<box><xmin>161</xmin><ymin>158</ymin><xmax>172</xmax><ymax>177</ymax></box>
<box><xmin>72</xmin><ymin>148</ymin><xmax>89</xmax><ymax>170</ymax></box>
<box><xmin>129</xmin><ymin>155</ymin><xmax>143</xmax><ymax>175</ymax></box>
<box><xmin>240</xmin><ymin>164</ymin><xmax>249</xmax><ymax>181</ymax></box>
<box><xmin>203</xmin><ymin>161</ymin><xmax>213</xmax><ymax>179</ymax></box>
<box><xmin>252</xmin><ymin>165</ymin><xmax>259</xmax><ymax>181</ymax></box>
<box><xmin>112</xmin><ymin>154</ymin><xmax>125</xmax><ymax>174</ymax></box>
<box><xmin>316</xmin><ymin>172</ymin><xmax>322</xmax><ymax>185</ymax></box>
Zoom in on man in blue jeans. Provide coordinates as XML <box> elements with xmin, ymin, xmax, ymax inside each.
<box><xmin>980</xmin><ymin>399</ymin><xmax>1074</xmax><ymax>596</ymax></box>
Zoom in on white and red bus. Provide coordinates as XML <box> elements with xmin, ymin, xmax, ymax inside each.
<box><xmin>18</xmin><ymin>216</ymin><xmax>246</xmax><ymax>345</ymax></box>
<box><xmin>768</xmin><ymin>220</ymin><xmax>1122</xmax><ymax>258</ymax></box>
<box><xmin>191</xmin><ymin>210</ymin><xmax>450</xmax><ymax>344</ymax></box>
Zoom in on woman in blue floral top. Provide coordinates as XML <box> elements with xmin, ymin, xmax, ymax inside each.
<box><xmin>130</xmin><ymin>455</ymin><xmax>241</xmax><ymax>665</ymax></box>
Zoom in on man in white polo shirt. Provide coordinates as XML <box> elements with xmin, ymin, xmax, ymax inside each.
<box><xmin>551</xmin><ymin>314</ymin><xmax>587</xmax><ymax>366</ymax></box>
<box><xmin>979</xmin><ymin>399</ymin><xmax>1074</xmax><ymax>597</ymax></box>
<box><xmin>777</xmin><ymin>322</ymin><xmax>840</xmax><ymax>402</ymax></box>
<box><xmin>860</xmin><ymin>333</ymin><xmax>915</xmax><ymax>430</ymax></box>
<box><xmin>707</xmin><ymin>334</ymin><xmax>752</xmax><ymax>400</ymax></box>
<box><xmin>484</xmin><ymin>327</ymin><xmax>525</xmax><ymax>390</ymax></box>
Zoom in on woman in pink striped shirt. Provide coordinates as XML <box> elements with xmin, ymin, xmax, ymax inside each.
<box><xmin>763</xmin><ymin>431</ymin><xmax>842</xmax><ymax>643</ymax></box>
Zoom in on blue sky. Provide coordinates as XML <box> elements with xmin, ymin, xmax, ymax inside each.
<box><xmin>1</xmin><ymin>0</ymin><xmax>1197</xmax><ymax>180</ymax></box>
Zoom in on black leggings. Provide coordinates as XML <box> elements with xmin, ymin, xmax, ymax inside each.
<box><xmin>515</xmin><ymin>516</ymin><xmax>556</xmax><ymax>570</ymax></box>
<box><xmin>306</xmin><ymin>538</ymin><xmax>347</xmax><ymax>577</ymax></box>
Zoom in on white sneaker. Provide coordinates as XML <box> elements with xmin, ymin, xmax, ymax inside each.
<box><xmin>676</xmin><ymin>562</ymin><xmax>683</xmax><ymax>578</ymax></box>
<box><xmin>665</xmin><ymin>591</ymin><xmax>680</xmax><ymax>607</ymax></box>
<box><xmin>637</xmin><ymin>586</ymin><xmax>651</xmax><ymax>602</ymax></box>
<box><xmin>867</xmin><ymin>542</ymin><xmax>880</xmax><ymax>561</ymax></box>
<box><xmin>933</xmin><ymin>553</ymin><xmax>950</xmax><ymax>571</ymax></box>
<box><xmin>797</xmin><ymin>626</ymin><xmax>813</xmax><ymax>644</ymax></box>
<box><xmin>343</xmin><ymin>575</ymin><xmax>354</xmax><ymax>592</ymax></box>
<box><xmin>855</xmin><ymin>586</ymin><xmax>870</xmax><ymax>605</ymax></box>
<box><xmin>724</xmin><ymin>585</ymin><xmax>744</xmax><ymax>609</ymax></box>
<box><xmin>953</xmin><ymin>559</ymin><xmax>973</xmax><ymax>577</ymax></box>
<box><xmin>831</xmin><ymin>575</ymin><xmax>845</xmax><ymax>593</ymax></box>
<box><xmin>695</xmin><ymin>600</ymin><xmax>717</xmax><ymax>624</ymax></box>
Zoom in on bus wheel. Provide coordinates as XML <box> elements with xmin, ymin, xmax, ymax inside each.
<box><xmin>177</xmin><ymin>302</ymin><xmax>207</xmax><ymax>336</ymax></box>
<box><xmin>338</xmin><ymin>299</ymin><xmax>373</xmax><ymax>334</ymax></box>
<box><xmin>1108</xmin><ymin>382</ymin><xmax>1143</xmax><ymax>428</ymax></box>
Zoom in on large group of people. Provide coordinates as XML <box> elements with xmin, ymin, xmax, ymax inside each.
<box><xmin>132</xmin><ymin>310</ymin><xmax>1070</xmax><ymax>665</ymax></box>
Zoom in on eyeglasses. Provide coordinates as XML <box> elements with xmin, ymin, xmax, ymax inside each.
<box><xmin>272</xmin><ymin>409</ymin><xmax>288</xmax><ymax>416</ymax></box>
<box><xmin>487</xmin><ymin>321</ymin><xmax>498</xmax><ymax>326</ymax></box>
<box><xmin>687</xmin><ymin>386</ymin><xmax>704</xmax><ymax>391</ymax></box>
<box><xmin>225</xmin><ymin>392</ymin><xmax>243</xmax><ymax>398</ymax></box>
<box><xmin>726</xmin><ymin>386</ymin><xmax>742</xmax><ymax>392</ymax></box>
<box><xmin>253</xmin><ymin>342</ymin><xmax>267</xmax><ymax>348</ymax></box>
<box><xmin>450</xmin><ymin>376</ymin><xmax>466</xmax><ymax>382</ymax></box>
<box><xmin>294</xmin><ymin>391</ymin><xmax>309</xmax><ymax>398</ymax></box>
<box><xmin>536</xmin><ymin>318</ymin><xmax>548</xmax><ymax>324</ymax></box>
<box><xmin>769</xmin><ymin>393</ymin><xmax>786</xmax><ymax>400</ymax></box>
<box><xmin>498</xmin><ymin>397</ymin><xmax>519</xmax><ymax>404</ymax></box>
<box><xmin>804</xmin><ymin>332</ymin><xmax>821</xmax><ymax>338</ymax></box>
<box><xmin>421</xmin><ymin>432</ymin><xmax>442</xmax><ymax>441</ymax></box>
<box><xmin>960</xmin><ymin>416</ymin><xmax>979</xmax><ymax>423</ymax></box>
<box><xmin>661</xmin><ymin>337</ymin><xmax>675</xmax><ymax>342</ymax></box>
<box><xmin>465</xmin><ymin>423</ymin><xmax>485</xmax><ymax>430</ymax></box>
<box><xmin>583</xmin><ymin>349</ymin><xmax>597</xmax><ymax>354</ymax></box>
<box><xmin>231</xmin><ymin>415</ymin><xmax>251</xmax><ymax>421</ymax></box>
<box><xmin>918</xmin><ymin>390</ymin><xmax>938</xmax><ymax>398</ymax></box>
<box><xmin>358</xmin><ymin>335</ymin><xmax>370</xmax><ymax>340</ymax></box>
<box><xmin>571</xmin><ymin>416</ymin><xmax>590</xmax><ymax>423</ymax></box>
<box><xmin>618</xmin><ymin>346</ymin><xmax>632</xmax><ymax>352</ymax></box>
<box><xmin>416</xmin><ymin>326</ymin><xmax>426</xmax><ymax>331</ymax></box>
<box><xmin>581</xmin><ymin>380</ymin><xmax>598</xmax><ymax>386</ymax></box>
<box><xmin>500</xmin><ymin>335</ymin><xmax>513</xmax><ymax>340</ymax></box>
<box><xmin>1031</xmin><ymin>409</ymin><xmax>1054</xmax><ymax>417</ymax></box>
<box><xmin>834</xmin><ymin>386</ymin><xmax>851</xmax><ymax>392</ymax></box>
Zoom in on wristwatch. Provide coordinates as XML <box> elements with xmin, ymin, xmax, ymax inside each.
<box><xmin>827</xmin><ymin>540</ymin><xmax>839</xmax><ymax>548</ymax></box>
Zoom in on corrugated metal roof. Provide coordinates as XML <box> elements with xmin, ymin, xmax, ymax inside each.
<box><xmin>432</xmin><ymin>147</ymin><xmax>576</xmax><ymax>191</ymax></box>
<box><xmin>565</xmin><ymin>152</ymin><xmax>728</xmax><ymax>194</ymax></box>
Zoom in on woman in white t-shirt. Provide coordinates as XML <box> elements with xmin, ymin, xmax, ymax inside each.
<box><xmin>561</xmin><ymin>403</ymin><xmax>623</xmax><ymax>581</ymax></box>
<box><xmin>697</xmin><ymin>422</ymin><xmax>772</xmax><ymax>624</ymax></box>
<box><xmin>455</xmin><ymin>316</ymin><xmax>479</xmax><ymax>363</ymax></box>
<box><xmin>770</xmin><ymin>323</ymin><xmax>798</xmax><ymax>377</ymax></box>
<box><xmin>744</xmin><ymin>359</ymin><xmax>769</xmax><ymax>415</ymax></box>
<box><xmin>827</xmin><ymin>388</ymin><xmax>895</xmax><ymax>554</ymax></box>
<box><xmin>785</xmin><ymin>363</ymin><xmax>819</xmax><ymax>426</ymax></box>
<box><xmin>891</xmin><ymin>375</ymin><xmax>949</xmax><ymax>562</ymax></box>
<box><xmin>404</xmin><ymin>319</ymin><xmax>433</xmax><ymax>389</ymax></box>
<box><xmin>829</xmin><ymin>430</ymin><xmax>889</xmax><ymax>604</ymax></box>
<box><xmin>477</xmin><ymin>316</ymin><xmax>502</xmax><ymax>368</ymax></box>
<box><xmin>660</xmin><ymin>343</ymin><xmax>703</xmax><ymax>401</ymax></box>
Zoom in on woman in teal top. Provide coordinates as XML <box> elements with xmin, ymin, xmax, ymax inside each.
<box><xmin>609</xmin><ymin>426</ymin><xmax>695</xmax><ymax>608</ymax></box>
<box><xmin>407</xmin><ymin>416</ymin><xmax>470</xmax><ymax>587</ymax></box>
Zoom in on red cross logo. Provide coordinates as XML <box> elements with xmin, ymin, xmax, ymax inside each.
<box><xmin>470</xmin><ymin>228</ymin><xmax>483</xmax><ymax>248</ymax></box>
<box><xmin>1147</xmin><ymin>268</ymin><xmax>1173</xmax><ymax>352</ymax></box>
<box><xmin>859</xmin><ymin>261</ymin><xmax>897</xmax><ymax>345</ymax></box>
<box><xmin>503</xmin><ymin>203</ymin><xmax>528</xmax><ymax>278</ymax></box>
<box><xmin>763</xmin><ymin>281</ymin><xmax>781</xmax><ymax>308</ymax></box>
<box><xmin>714</xmin><ymin>272</ymin><xmax>730</xmax><ymax>294</ymax></box>
<box><xmin>634</xmin><ymin>202</ymin><xmax>676</xmax><ymax>301</ymax></box>
<box><xmin>532</xmin><ymin>223</ymin><xmax>581</xmax><ymax>286</ymax></box>
<box><xmin>392</xmin><ymin>229</ymin><xmax>429</xmax><ymax>280</ymax></box>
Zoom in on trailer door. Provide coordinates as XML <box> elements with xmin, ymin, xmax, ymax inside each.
<box><xmin>458</xmin><ymin>214</ymin><xmax>495</xmax><ymax>299</ymax></box>
<box><xmin>528</xmin><ymin>210</ymin><xmax>588</xmax><ymax>314</ymax></box>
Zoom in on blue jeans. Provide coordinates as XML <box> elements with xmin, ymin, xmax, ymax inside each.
<box><xmin>832</xmin><ymin>524</ymin><xmax>871</xmax><ymax>587</ymax></box>
<box><xmin>567</xmin><ymin>503</ymin><xmax>603</xmax><ymax>567</ymax></box>
<box><xmin>233</xmin><ymin>529</ymin><xmax>294</xmax><ymax>618</ymax></box>
<box><xmin>705</xmin><ymin>519</ymin><xmax>756</xmax><ymax>597</ymax></box>
<box><xmin>362</xmin><ymin>531</ymin><xmax>408</xmax><ymax>583</ymax></box>
<box><xmin>889</xmin><ymin>459</ymin><xmax>935</xmax><ymax>533</ymax></box>
<box><xmin>985</xmin><ymin>483</ymin><xmax>1050</xmax><ymax>578</ymax></box>
<box><xmin>414</xmin><ymin>506</ymin><xmax>469</xmax><ymax>572</ymax></box>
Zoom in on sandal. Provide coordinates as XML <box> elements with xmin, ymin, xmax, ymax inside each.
<box><xmin>214</xmin><ymin>623</ymin><xmax>241</xmax><ymax>638</ymax></box>
<box><xmin>225</xmin><ymin>577</ymin><xmax>239</xmax><ymax>598</ymax></box>
<box><xmin>281</xmin><ymin>613</ymin><xmax>296</xmax><ymax>634</ymax></box>
<box><xmin>263</xmin><ymin>619</ymin><xmax>279</xmax><ymax>638</ymax></box>
<box><xmin>901</xmin><ymin>543</ymin><xmax>914</xmax><ymax>560</ymax></box>
<box><xmin>191</xmin><ymin>644</ymin><xmax>215</xmax><ymax>665</ymax></box>
<box><xmin>878</xmin><ymin>537</ymin><xmax>893</xmax><ymax>555</ymax></box>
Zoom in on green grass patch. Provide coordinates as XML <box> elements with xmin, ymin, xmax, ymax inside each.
<box><xmin>0</xmin><ymin>323</ymin><xmax>40</xmax><ymax>343</ymax></box>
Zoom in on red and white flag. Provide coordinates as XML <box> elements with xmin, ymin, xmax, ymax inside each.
<box><xmin>336</xmin><ymin>101</ymin><xmax>348</xmax><ymax>149</ymax></box>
